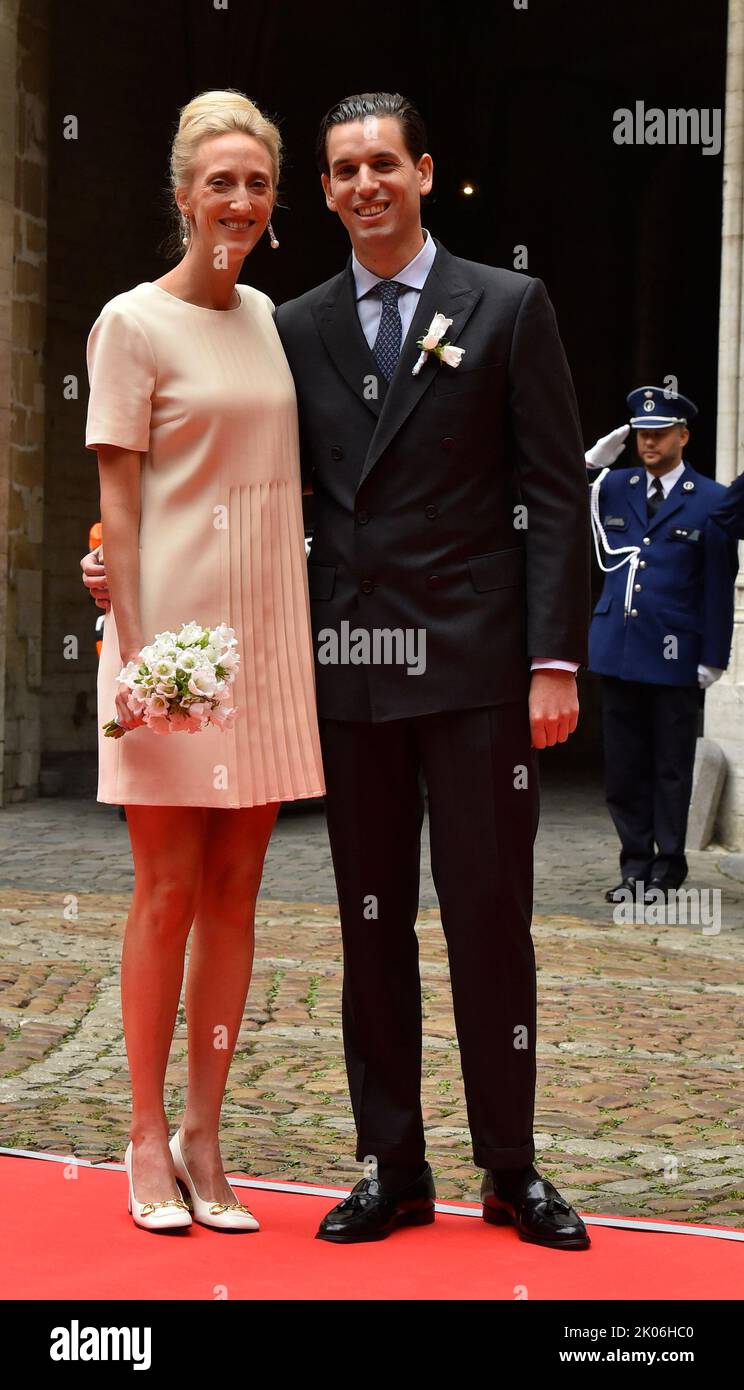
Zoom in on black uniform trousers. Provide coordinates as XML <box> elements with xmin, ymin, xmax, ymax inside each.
<box><xmin>601</xmin><ymin>676</ymin><xmax>701</xmax><ymax>886</ymax></box>
<box><xmin>318</xmin><ymin>700</ymin><xmax>540</xmax><ymax>1172</ymax></box>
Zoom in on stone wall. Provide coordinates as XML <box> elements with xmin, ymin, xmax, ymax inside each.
<box><xmin>40</xmin><ymin>3</ymin><xmax>176</xmax><ymax>777</ymax></box>
<box><xmin>0</xmin><ymin>0</ymin><xmax>48</xmax><ymax>803</ymax></box>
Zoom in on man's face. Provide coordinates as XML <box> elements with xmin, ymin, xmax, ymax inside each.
<box><xmin>636</xmin><ymin>424</ymin><xmax>688</xmax><ymax>474</ymax></box>
<box><xmin>321</xmin><ymin>115</ymin><xmax>433</xmax><ymax>256</ymax></box>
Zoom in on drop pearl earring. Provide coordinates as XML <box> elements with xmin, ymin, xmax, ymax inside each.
<box><xmin>267</xmin><ymin>219</ymin><xmax>279</xmax><ymax>249</ymax></box>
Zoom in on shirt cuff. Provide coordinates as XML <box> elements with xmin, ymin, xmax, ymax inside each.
<box><xmin>530</xmin><ymin>658</ymin><xmax>580</xmax><ymax>673</ymax></box>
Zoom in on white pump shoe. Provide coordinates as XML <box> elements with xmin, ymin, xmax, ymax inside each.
<box><xmin>124</xmin><ymin>1141</ymin><xmax>192</xmax><ymax>1231</ymax></box>
<box><xmin>169</xmin><ymin>1129</ymin><xmax>260</xmax><ymax>1232</ymax></box>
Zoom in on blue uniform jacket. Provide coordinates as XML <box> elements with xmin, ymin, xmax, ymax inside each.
<box><xmin>588</xmin><ymin>463</ymin><xmax>738</xmax><ymax>686</ymax></box>
<box><xmin>709</xmin><ymin>470</ymin><xmax>744</xmax><ymax>541</ymax></box>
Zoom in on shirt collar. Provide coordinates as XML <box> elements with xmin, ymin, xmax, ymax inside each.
<box><xmin>352</xmin><ymin>228</ymin><xmax>437</xmax><ymax>301</ymax></box>
<box><xmin>646</xmin><ymin>459</ymin><xmax>686</xmax><ymax>495</ymax></box>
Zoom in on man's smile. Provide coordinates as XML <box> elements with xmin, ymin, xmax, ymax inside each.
<box><xmin>354</xmin><ymin>201</ymin><xmax>390</xmax><ymax>220</ymax></box>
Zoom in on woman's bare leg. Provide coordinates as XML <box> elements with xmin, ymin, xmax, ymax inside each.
<box><xmin>179</xmin><ymin>801</ymin><xmax>279</xmax><ymax>1202</ymax></box>
<box><xmin>122</xmin><ymin>804</ymin><xmax>205</xmax><ymax>1202</ymax></box>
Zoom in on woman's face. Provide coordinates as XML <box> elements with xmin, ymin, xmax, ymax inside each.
<box><xmin>178</xmin><ymin>131</ymin><xmax>275</xmax><ymax>262</ymax></box>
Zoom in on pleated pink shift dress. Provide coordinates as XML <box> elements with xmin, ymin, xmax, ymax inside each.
<box><xmin>85</xmin><ymin>280</ymin><xmax>325</xmax><ymax>808</ymax></box>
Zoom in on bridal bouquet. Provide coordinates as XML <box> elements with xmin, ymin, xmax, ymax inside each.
<box><xmin>103</xmin><ymin>621</ymin><xmax>239</xmax><ymax>737</ymax></box>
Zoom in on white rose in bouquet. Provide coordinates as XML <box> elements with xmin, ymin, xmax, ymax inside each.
<box><xmin>176</xmin><ymin>621</ymin><xmax>204</xmax><ymax>646</ymax></box>
<box><xmin>188</xmin><ymin>667</ymin><xmax>218</xmax><ymax>699</ymax></box>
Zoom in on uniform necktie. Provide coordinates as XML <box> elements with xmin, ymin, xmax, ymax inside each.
<box><xmin>647</xmin><ymin>476</ymin><xmax>665</xmax><ymax>518</ymax></box>
<box><xmin>372</xmin><ymin>279</ymin><xmax>403</xmax><ymax>381</ymax></box>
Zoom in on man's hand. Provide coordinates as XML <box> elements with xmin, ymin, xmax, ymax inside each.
<box><xmin>529</xmin><ymin>669</ymin><xmax>579</xmax><ymax>748</ymax></box>
<box><xmin>80</xmin><ymin>547</ymin><xmax>110</xmax><ymax>610</ymax></box>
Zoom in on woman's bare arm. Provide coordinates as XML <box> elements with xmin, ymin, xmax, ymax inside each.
<box><xmin>97</xmin><ymin>443</ymin><xmax>144</xmax><ymax>665</ymax></box>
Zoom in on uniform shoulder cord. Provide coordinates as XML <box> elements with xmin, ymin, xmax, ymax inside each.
<box><xmin>589</xmin><ymin>467</ymin><xmax>641</xmax><ymax>625</ymax></box>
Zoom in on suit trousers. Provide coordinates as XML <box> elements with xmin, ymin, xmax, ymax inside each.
<box><xmin>318</xmin><ymin>701</ymin><xmax>540</xmax><ymax>1171</ymax></box>
<box><xmin>601</xmin><ymin>676</ymin><xmax>701</xmax><ymax>885</ymax></box>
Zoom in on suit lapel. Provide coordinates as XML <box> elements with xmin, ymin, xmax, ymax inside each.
<box><xmin>311</xmin><ymin>263</ymin><xmax>386</xmax><ymax>420</ymax></box>
<box><xmin>357</xmin><ymin>243</ymin><xmax>482</xmax><ymax>490</ymax></box>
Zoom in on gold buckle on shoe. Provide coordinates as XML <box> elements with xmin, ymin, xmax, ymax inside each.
<box><xmin>139</xmin><ymin>1198</ymin><xmax>190</xmax><ymax>1216</ymax></box>
<box><xmin>207</xmin><ymin>1201</ymin><xmax>255</xmax><ymax>1216</ymax></box>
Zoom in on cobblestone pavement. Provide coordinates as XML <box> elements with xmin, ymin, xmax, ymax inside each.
<box><xmin>1</xmin><ymin>761</ymin><xmax>743</xmax><ymax>1226</ymax></box>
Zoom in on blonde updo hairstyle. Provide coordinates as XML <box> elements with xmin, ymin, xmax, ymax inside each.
<box><xmin>163</xmin><ymin>88</ymin><xmax>282</xmax><ymax>259</ymax></box>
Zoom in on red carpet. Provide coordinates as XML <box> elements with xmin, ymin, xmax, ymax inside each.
<box><xmin>2</xmin><ymin>1154</ymin><xmax>741</xmax><ymax>1300</ymax></box>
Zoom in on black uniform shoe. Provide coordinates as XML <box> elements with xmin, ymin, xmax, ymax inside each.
<box><xmin>316</xmin><ymin>1165</ymin><xmax>436</xmax><ymax>1243</ymax></box>
<box><xmin>605</xmin><ymin>876</ymin><xmax>640</xmax><ymax>903</ymax></box>
<box><xmin>644</xmin><ymin>878</ymin><xmax>681</xmax><ymax>903</ymax></box>
<box><xmin>481</xmin><ymin>1169</ymin><xmax>590</xmax><ymax>1250</ymax></box>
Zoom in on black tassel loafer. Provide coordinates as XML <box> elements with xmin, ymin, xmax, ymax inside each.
<box><xmin>481</xmin><ymin>1170</ymin><xmax>591</xmax><ymax>1250</ymax></box>
<box><xmin>316</xmin><ymin>1165</ymin><xmax>436</xmax><ymax>1243</ymax></box>
<box><xmin>605</xmin><ymin>876</ymin><xmax>640</xmax><ymax>904</ymax></box>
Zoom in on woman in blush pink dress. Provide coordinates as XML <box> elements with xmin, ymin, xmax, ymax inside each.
<box><xmin>84</xmin><ymin>89</ymin><xmax>324</xmax><ymax>1232</ymax></box>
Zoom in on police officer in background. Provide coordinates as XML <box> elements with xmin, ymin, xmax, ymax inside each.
<box><xmin>585</xmin><ymin>387</ymin><xmax>738</xmax><ymax>904</ymax></box>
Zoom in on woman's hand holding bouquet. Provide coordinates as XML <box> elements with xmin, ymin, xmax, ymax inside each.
<box><xmin>104</xmin><ymin>621</ymin><xmax>239</xmax><ymax>737</ymax></box>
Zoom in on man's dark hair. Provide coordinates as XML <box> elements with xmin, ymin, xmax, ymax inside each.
<box><xmin>315</xmin><ymin>92</ymin><xmax>428</xmax><ymax>175</ymax></box>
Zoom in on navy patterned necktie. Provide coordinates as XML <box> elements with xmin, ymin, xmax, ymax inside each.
<box><xmin>372</xmin><ymin>279</ymin><xmax>404</xmax><ymax>381</ymax></box>
<box><xmin>647</xmin><ymin>476</ymin><xmax>665</xmax><ymax>518</ymax></box>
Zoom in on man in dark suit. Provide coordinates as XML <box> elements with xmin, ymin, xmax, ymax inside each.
<box><xmin>277</xmin><ymin>92</ymin><xmax>591</xmax><ymax>1249</ymax></box>
<box><xmin>82</xmin><ymin>92</ymin><xmax>593</xmax><ymax>1250</ymax></box>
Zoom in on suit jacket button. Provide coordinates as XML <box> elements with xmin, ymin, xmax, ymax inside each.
<box><xmin>330</xmin><ymin>445</ymin><xmax>344</xmax><ymax>460</ymax></box>
<box><xmin>441</xmin><ymin>437</ymin><xmax>454</xmax><ymax>450</ymax></box>
<box><xmin>630</xmin><ymin>608</ymin><xmax>638</xmax><ymax>617</ymax></box>
<box><xmin>424</xmin><ymin>504</ymin><xmax>438</xmax><ymax>519</ymax></box>
<box><xmin>642</xmin><ymin>536</ymin><xmax>651</xmax><ymax>545</ymax></box>
<box><xmin>639</xmin><ymin>560</ymin><xmax>647</xmax><ymax>568</ymax></box>
<box><xmin>360</xmin><ymin>578</ymin><xmax>374</xmax><ymax>594</ymax></box>
<box><xmin>356</xmin><ymin>509</ymin><xmax>370</xmax><ymax>525</ymax></box>
<box><xmin>427</xmin><ymin>574</ymin><xmax>441</xmax><ymax>588</ymax></box>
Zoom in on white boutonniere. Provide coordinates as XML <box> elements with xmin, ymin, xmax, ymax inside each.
<box><xmin>411</xmin><ymin>312</ymin><xmax>466</xmax><ymax>376</ymax></box>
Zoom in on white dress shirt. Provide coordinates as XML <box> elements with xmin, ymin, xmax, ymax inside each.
<box><xmin>352</xmin><ymin>227</ymin><xmax>438</xmax><ymax>349</ymax></box>
<box><xmin>648</xmin><ymin>459</ymin><xmax>685</xmax><ymax>497</ymax></box>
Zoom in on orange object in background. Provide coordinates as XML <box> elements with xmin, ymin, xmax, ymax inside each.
<box><xmin>89</xmin><ymin>521</ymin><xmax>104</xmax><ymax>656</ymax></box>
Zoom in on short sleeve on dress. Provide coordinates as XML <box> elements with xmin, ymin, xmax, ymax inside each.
<box><xmin>85</xmin><ymin>302</ymin><xmax>156</xmax><ymax>453</ymax></box>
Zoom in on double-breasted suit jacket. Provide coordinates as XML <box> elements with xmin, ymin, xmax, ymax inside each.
<box><xmin>275</xmin><ymin>237</ymin><xmax>592</xmax><ymax>721</ymax></box>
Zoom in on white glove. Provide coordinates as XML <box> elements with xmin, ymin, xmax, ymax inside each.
<box><xmin>585</xmin><ymin>424</ymin><xmax>631</xmax><ymax>469</ymax></box>
<box><xmin>697</xmin><ymin>664</ymin><xmax>724</xmax><ymax>689</ymax></box>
